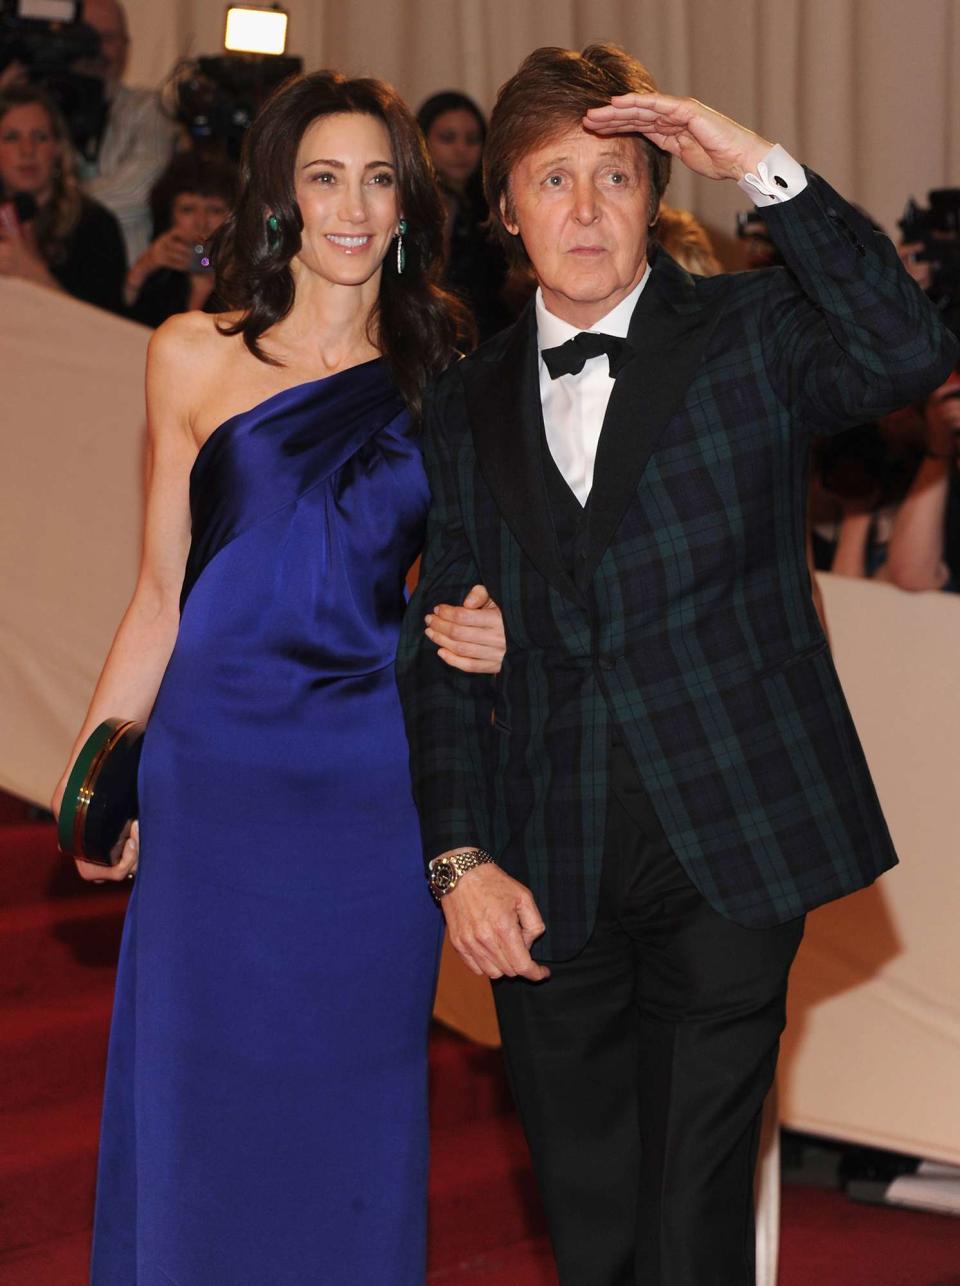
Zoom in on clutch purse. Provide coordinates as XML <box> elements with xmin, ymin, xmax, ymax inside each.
<box><xmin>58</xmin><ymin>718</ymin><xmax>145</xmax><ymax>866</ymax></box>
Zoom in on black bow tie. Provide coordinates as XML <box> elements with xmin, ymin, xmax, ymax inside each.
<box><xmin>541</xmin><ymin>331</ymin><xmax>633</xmax><ymax>380</ymax></box>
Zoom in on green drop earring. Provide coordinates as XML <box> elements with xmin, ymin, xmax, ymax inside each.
<box><xmin>396</xmin><ymin>218</ymin><xmax>407</xmax><ymax>274</ymax></box>
<box><xmin>266</xmin><ymin>214</ymin><xmax>280</xmax><ymax>249</ymax></box>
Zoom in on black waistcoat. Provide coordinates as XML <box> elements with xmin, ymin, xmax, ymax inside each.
<box><xmin>540</xmin><ymin>430</ymin><xmax>593</xmax><ymax>594</ymax></box>
<box><xmin>540</xmin><ymin>422</ymin><xmax>665</xmax><ymax>816</ymax></box>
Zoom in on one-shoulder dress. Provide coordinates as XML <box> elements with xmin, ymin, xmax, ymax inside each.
<box><xmin>90</xmin><ymin>359</ymin><xmax>443</xmax><ymax>1285</ymax></box>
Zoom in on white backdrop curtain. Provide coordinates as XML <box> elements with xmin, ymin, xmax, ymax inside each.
<box><xmin>124</xmin><ymin>0</ymin><xmax>959</xmax><ymax>251</ymax></box>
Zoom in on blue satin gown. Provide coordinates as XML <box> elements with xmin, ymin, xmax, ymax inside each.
<box><xmin>91</xmin><ymin>359</ymin><xmax>443</xmax><ymax>1285</ymax></box>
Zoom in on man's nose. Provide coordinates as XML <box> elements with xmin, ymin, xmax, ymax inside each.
<box><xmin>572</xmin><ymin>177</ymin><xmax>599</xmax><ymax>224</ymax></box>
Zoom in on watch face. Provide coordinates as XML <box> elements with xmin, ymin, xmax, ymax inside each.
<box><xmin>432</xmin><ymin>860</ymin><xmax>456</xmax><ymax>895</ymax></box>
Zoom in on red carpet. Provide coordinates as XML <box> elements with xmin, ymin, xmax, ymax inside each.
<box><xmin>2</xmin><ymin>807</ymin><xmax>959</xmax><ymax>1285</ymax></box>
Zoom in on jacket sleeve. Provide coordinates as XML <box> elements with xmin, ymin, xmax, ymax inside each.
<box><xmin>758</xmin><ymin>170</ymin><xmax>957</xmax><ymax>434</ymax></box>
<box><xmin>396</xmin><ymin>374</ymin><xmax>495</xmax><ymax>871</ymax></box>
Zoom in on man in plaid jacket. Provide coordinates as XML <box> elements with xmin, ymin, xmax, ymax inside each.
<box><xmin>397</xmin><ymin>43</ymin><xmax>955</xmax><ymax>1286</ymax></box>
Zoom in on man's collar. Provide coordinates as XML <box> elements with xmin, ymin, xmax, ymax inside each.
<box><xmin>535</xmin><ymin>266</ymin><xmax>651</xmax><ymax>351</ymax></box>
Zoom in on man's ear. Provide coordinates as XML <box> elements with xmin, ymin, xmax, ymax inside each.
<box><xmin>499</xmin><ymin>191</ymin><xmax>519</xmax><ymax>238</ymax></box>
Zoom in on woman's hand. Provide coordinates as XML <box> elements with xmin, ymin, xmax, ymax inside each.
<box><xmin>147</xmin><ymin>228</ymin><xmax>195</xmax><ymax>273</ymax></box>
<box><xmin>428</xmin><ymin>584</ymin><xmax>507</xmax><ymax>674</ymax></box>
<box><xmin>0</xmin><ymin>220</ymin><xmax>58</xmax><ymax>288</ymax></box>
<box><xmin>125</xmin><ymin>229</ymin><xmax>196</xmax><ymax>303</ymax></box>
<box><xmin>74</xmin><ymin>821</ymin><xmax>140</xmax><ymax>884</ymax></box>
<box><xmin>925</xmin><ymin>372</ymin><xmax>960</xmax><ymax>459</ymax></box>
<box><xmin>583</xmin><ymin>92</ymin><xmax>773</xmax><ymax>182</ymax></box>
<box><xmin>52</xmin><ymin>773</ymin><xmax>140</xmax><ymax>884</ymax></box>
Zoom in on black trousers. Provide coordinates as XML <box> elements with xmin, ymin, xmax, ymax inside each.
<box><xmin>493</xmin><ymin>746</ymin><xmax>805</xmax><ymax>1286</ymax></box>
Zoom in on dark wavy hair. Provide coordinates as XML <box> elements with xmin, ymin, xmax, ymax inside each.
<box><xmin>150</xmin><ymin>151</ymin><xmax>237</xmax><ymax>237</ymax></box>
<box><xmin>416</xmin><ymin>90</ymin><xmax>489</xmax><ymax>219</ymax></box>
<box><xmin>215</xmin><ymin>71</ymin><xmax>469</xmax><ymax>417</ymax></box>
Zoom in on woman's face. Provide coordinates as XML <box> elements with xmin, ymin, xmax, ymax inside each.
<box><xmin>170</xmin><ymin>191</ymin><xmax>230</xmax><ymax>243</ymax></box>
<box><xmin>426</xmin><ymin>108</ymin><xmax>482</xmax><ymax>191</ymax></box>
<box><xmin>0</xmin><ymin>103</ymin><xmax>59</xmax><ymax>201</ymax></box>
<box><xmin>291</xmin><ymin>111</ymin><xmax>400</xmax><ymax>289</ymax></box>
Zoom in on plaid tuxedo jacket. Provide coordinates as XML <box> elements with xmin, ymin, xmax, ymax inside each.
<box><xmin>397</xmin><ymin>172</ymin><xmax>956</xmax><ymax>962</ymax></box>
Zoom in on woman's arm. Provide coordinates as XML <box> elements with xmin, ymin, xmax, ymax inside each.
<box><xmin>52</xmin><ymin>319</ymin><xmax>198</xmax><ymax>878</ymax></box>
<box><xmin>830</xmin><ymin>504</ymin><xmax>873</xmax><ymax>579</ymax></box>
<box><xmin>882</xmin><ymin>378</ymin><xmax>959</xmax><ymax>592</ymax></box>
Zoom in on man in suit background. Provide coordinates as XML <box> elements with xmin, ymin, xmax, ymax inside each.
<box><xmin>397</xmin><ymin>43</ymin><xmax>955</xmax><ymax>1286</ymax></box>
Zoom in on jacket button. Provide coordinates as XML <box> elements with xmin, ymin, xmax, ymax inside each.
<box><xmin>597</xmin><ymin>654</ymin><xmax>617</xmax><ymax>671</ymax></box>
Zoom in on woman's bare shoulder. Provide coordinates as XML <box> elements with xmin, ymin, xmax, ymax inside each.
<box><xmin>149</xmin><ymin>310</ymin><xmax>240</xmax><ymax>368</ymax></box>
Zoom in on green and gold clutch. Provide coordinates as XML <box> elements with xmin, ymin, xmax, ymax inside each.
<box><xmin>58</xmin><ymin>719</ymin><xmax>145</xmax><ymax>865</ymax></box>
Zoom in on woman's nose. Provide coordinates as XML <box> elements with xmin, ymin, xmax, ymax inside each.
<box><xmin>339</xmin><ymin>185</ymin><xmax>367</xmax><ymax>222</ymax></box>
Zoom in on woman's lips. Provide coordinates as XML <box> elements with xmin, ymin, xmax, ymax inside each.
<box><xmin>325</xmin><ymin>234</ymin><xmax>373</xmax><ymax>254</ymax></box>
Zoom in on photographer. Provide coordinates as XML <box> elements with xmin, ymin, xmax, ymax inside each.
<box><xmin>75</xmin><ymin>0</ymin><xmax>176</xmax><ymax>263</ymax></box>
<box><xmin>124</xmin><ymin>151</ymin><xmax>234</xmax><ymax>327</ymax></box>
<box><xmin>0</xmin><ymin>82</ymin><xmax>125</xmax><ymax>311</ymax></box>
<box><xmin>875</xmin><ymin>190</ymin><xmax>960</xmax><ymax>591</ymax></box>
<box><xmin>880</xmin><ymin>376</ymin><xmax>960</xmax><ymax>591</ymax></box>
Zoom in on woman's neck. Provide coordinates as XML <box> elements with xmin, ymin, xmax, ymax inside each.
<box><xmin>269</xmin><ymin>270</ymin><xmax>382</xmax><ymax>371</ymax></box>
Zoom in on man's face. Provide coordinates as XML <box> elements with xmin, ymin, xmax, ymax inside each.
<box><xmin>81</xmin><ymin>0</ymin><xmax>129</xmax><ymax>85</ymax></box>
<box><xmin>502</xmin><ymin>125</ymin><xmax>652</xmax><ymax>327</ymax></box>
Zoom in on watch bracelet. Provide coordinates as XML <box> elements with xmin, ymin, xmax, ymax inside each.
<box><xmin>428</xmin><ymin>848</ymin><xmax>494</xmax><ymax>896</ymax></box>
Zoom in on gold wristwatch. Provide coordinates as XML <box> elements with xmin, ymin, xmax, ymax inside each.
<box><xmin>428</xmin><ymin>848</ymin><xmax>494</xmax><ymax>900</ymax></box>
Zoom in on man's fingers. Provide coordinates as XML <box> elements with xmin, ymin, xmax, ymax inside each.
<box><xmin>451</xmin><ymin>935</ymin><xmax>504</xmax><ymax>979</ymax></box>
<box><xmin>454</xmin><ymin>945</ymin><xmax>494</xmax><ymax>978</ymax></box>
<box><xmin>517</xmin><ymin>895</ymin><xmax>547</xmax><ymax>948</ymax></box>
<box><xmin>498</xmin><ymin>924</ymin><xmax>550</xmax><ymax>981</ymax></box>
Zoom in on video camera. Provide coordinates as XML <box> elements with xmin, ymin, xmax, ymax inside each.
<box><xmin>0</xmin><ymin>0</ymin><xmax>107</xmax><ymax>160</ymax></box>
<box><xmin>898</xmin><ymin>188</ymin><xmax>960</xmax><ymax>314</ymax></box>
<box><xmin>167</xmin><ymin>53</ymin><xmax>301</xmax><ymax>161</ymax></box>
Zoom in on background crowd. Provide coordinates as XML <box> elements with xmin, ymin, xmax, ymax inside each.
<box><xmin>0</xmin><ymin>0</ymin><xmax>957</xmax><ymax>594</ymax></box>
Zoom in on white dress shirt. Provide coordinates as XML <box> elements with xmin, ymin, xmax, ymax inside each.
<box><xmin>78</xmin><ymin>85</ymin><xmax>179</xmax><ymax>264</ymax></box>
<box><xmin>536</xmin><ymin>144</ymin><xmax>807</xmax><ymax>506</ymax></box>
<box><xmin>536</xmin><ymin>269</ymin><xmax>650</xmax><ymax>506</ymax></box>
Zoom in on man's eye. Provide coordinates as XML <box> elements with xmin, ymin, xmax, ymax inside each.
<box><xmin>545</xmin><ymin>174</ymin><xmax>564</xmax><ymax>187</ymax></box>
<box><xmin>609</xmin><ymin>172</ymin><xmax>627</xmax><ymax>184</ymax></box>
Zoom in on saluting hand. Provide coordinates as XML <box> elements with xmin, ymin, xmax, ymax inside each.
<box><xmin>584</xmin><ymin>92</ymin><xmax>773</xmax><ymax>184</ymax></box>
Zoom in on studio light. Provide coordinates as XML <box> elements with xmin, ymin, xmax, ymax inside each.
<box><xmin>224</xmin><ymin>4</ymin><xmax>288</xmax><ymax>57</ymax></box>
<box><xmin>15</xmin><ymin>0</ymin><xmax>78</xmax><ymax>20</ymax></box>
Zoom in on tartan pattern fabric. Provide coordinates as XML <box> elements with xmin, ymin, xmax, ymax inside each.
<box><xmin>396</xmin><ymin>173</ymin><xmax>956</xmax><ymax>962</ymax></box>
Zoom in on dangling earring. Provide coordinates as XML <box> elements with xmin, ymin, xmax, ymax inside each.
<box><xmin>266</xmin><ymin>214</ymin><xmax>280</xmax><ymax>249</ymax></box>
<box><xmin>396</xmin><ymin>218</ymin><xmax>407</xmax><ymax>274</ymax></box>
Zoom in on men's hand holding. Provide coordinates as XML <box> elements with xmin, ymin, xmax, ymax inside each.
<box><xmin>583</xmin><ymin>92</ymin><xmax>773</xmax><ymax>183</ymax></box>
<box><xmin>439</xmin><ymin>859</ymin><xmax>550</xmax><ymax>982</ymax></box>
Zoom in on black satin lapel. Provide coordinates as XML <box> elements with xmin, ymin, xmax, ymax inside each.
<box><xmin>583</xmin><ymin>254</ymin><xmax>723</xmax><ymax>582</ymax></box>
<box><xmin>462</xmin><ymin>308</ymin><xmax>586</xmax><ymax>606</ymax></box>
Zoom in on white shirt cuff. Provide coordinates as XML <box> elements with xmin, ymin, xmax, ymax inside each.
<box><xmin>737</xmin><ymin>144</ymin><xmax>807</xmax><ymax>207</ymax></box>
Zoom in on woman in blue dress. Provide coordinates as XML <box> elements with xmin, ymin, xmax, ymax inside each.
<box><xmin>54</xmin><ymin>72</ymin><xmax>505</xmax><ymax>1285</ymax></box>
